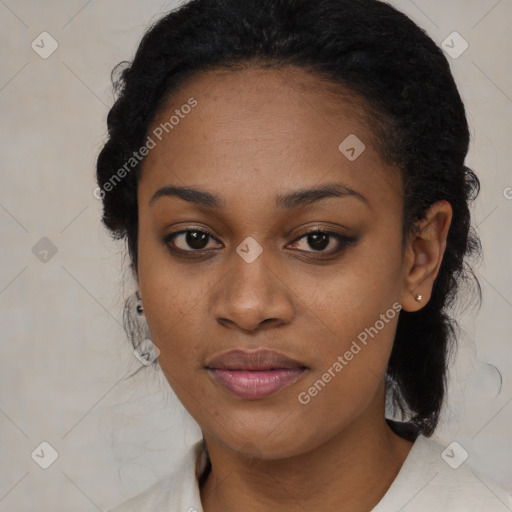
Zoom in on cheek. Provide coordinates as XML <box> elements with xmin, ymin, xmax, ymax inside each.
<box><xmin>296</xmin><ymin>233</ymin><xmax>403</xmax><ymax>344</ymax></box>
<box><xmin>292</xmin><ymin>235</ymin><xmax>403</xmax><ymax>407</ymax></box>
<box><xmin>294</xmin><ymin>294</ymin><xmax>400</xmax><ymax>441</ymax></box>
<box><xmin>136</xmin><ymin>228</ymin><xmax>202</xmax><ymax>360</ymax></box>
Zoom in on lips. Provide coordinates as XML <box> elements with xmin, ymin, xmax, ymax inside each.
<box><xmin>205</xmin><ymin>348</ymin><xmax>306</xmax><ymax>370</ymax></box>
<box><xmin>205</xmin><ymin>349</ymin><xmax>308</xmax><ymax>399</ymax></box>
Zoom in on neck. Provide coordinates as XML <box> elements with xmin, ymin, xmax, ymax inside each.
<box><xmin>200</xmin><ymin>388</ymin><xmax>414</xmax><ymax>512</ymax></box>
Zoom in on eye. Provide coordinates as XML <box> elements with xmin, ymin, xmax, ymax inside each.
<box><xmin>287</xmin><ymin>229</ymin><xmax>356</xmax><ymax>254</ymax></box>
<box><xmin>163</xmin><ymin>228</ymin><xmax>222</xmax><ymax>253</ymax></box>
<box><xmin>162</xmin><ymin>227</ymin><xmax>357</xmax><ymax>258</ymax></box>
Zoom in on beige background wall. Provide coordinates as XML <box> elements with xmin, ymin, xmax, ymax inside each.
<box><xmin>0</xmin><ymin>0</ymin><xmax>511</xmax><ymax>510</ymax></box>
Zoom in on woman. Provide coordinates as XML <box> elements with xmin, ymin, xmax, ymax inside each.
<box><xmin>97</xmin><ymin>0</ymin><xmax>512</xmax><ymax>510</ymax></box>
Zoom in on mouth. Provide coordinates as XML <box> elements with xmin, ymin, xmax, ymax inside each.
<box><xmin>205</xmin><ymin>349</ymin><xmax>308</xmax><ymax>400</ymax></box>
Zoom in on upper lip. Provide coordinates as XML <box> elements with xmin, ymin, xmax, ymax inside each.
<box><xmin>205</xmin><ymin>349</ymin><xmax>307</xmax><ymax>371</ymax></box>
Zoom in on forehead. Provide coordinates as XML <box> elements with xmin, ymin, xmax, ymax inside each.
<box><xmin>139</xmin><ymin>66</ymin><xmax>403</xmax><ymax>213</ymax></box>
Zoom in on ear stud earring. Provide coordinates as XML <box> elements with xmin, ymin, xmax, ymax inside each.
<box><xmin>415</xmin><ymin>294</ymin><xmax>422</xmax><ymax>302</ymax></box>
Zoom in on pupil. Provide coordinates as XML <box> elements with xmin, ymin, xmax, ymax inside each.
<box><xmin>187</xmin><ymin>231</ymin><xmax>208</xmax><ymax>250</ymax></box>
<box><xmin>308</xmin><ymin>233</ymin><xmax>329</xmax><ymax>251</ymax></box>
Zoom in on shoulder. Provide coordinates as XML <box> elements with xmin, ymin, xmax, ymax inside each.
<box><xmin>105</xmin><ymin>440</ymin><xmax>205</xmax><ymax>512</ymax></box>
<box><xmin>373</xmin><ymin>435</ymin><xmax>512</xmax><ymax>511</ymax></box>
<box><xmin>106</xmin><ymin>476</ymin><xmax>173</xmax><ymax>512</ymax></box>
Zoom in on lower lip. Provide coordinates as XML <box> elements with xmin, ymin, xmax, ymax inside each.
<box><xmin>207</xmin><ymin>368</ymin><xmax>306</xmax><ymax>399</ymax></box>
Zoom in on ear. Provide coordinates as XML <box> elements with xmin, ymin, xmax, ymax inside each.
<box><xmin>400</xmin><ymin>200</ymin><xmax>452</xmax><ymax>312</ymax></box>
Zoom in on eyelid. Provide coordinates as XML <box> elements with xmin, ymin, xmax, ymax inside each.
<box><xmin>290</xmin><ymin>226</ymin><xmax>343</xmax><ymax>241</ymax></box>
<box><xmin>287</xmin><ymin>228</ymin><xmax>357</xmax><ymax>253</ymax></box>
<box><xmin>163</xmin><ymin>227</ymin><xmax>222</xmax><ymax>248</ymax></box>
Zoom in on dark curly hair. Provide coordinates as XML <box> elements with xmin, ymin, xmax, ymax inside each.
<box><xmin>96</xmin><ymin>0</ymin><xmax>482</xmax><ymax>439</ymax></box>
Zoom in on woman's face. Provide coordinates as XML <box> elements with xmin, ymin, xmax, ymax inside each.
<box><xmin>137</xmin><ymin>67</ymin><xmax>410</xmax><ymax>458</ymax></box>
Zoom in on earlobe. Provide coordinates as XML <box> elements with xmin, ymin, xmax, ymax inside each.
<box><xmin>400</xmin><ymin>200</ymin><xmax>452</xmax><ymax>312</ymax></box>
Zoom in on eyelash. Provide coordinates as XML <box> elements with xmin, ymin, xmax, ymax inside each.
<box><xmin>162</xmin><ymin>227</ymin><xmax>357</xmax><ymax>258</ymax></box>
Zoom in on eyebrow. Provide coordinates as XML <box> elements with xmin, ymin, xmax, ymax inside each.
<box><xmin>149</xmin><ymin>182</ymin><xmax>368</xmax><ymax>209</ymax></box>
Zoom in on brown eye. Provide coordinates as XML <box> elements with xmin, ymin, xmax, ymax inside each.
<box><xmin>164</xmin><ymin>229</ymin><xmax>221</xmax><ymax>252</ymax></box>
<box><xmin>288</xmin><ymin>229</ymin><xmax>357</xmax><ymax>255</ymax></box>
<box><xmin>305</xmin><ymin>232</ymin><xmax>330</xmax><ymax>251</ymax></box>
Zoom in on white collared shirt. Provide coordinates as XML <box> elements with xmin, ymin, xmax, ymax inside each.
<box><xmin>107</xmin><ymin>435</ymin><xmax>512</xmax><ymax>511</ymax></box>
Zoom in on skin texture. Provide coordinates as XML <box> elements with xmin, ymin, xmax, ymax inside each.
<box><xmin>136</xmin><ymin>67</ymin><xmax>452</xmax><ymax>512</ymax></box>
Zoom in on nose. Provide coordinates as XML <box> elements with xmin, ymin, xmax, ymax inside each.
<box><xmin>211</xmin><ymin>247</ymin><xmax>295</xmax><ymax>333</ymax></box>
